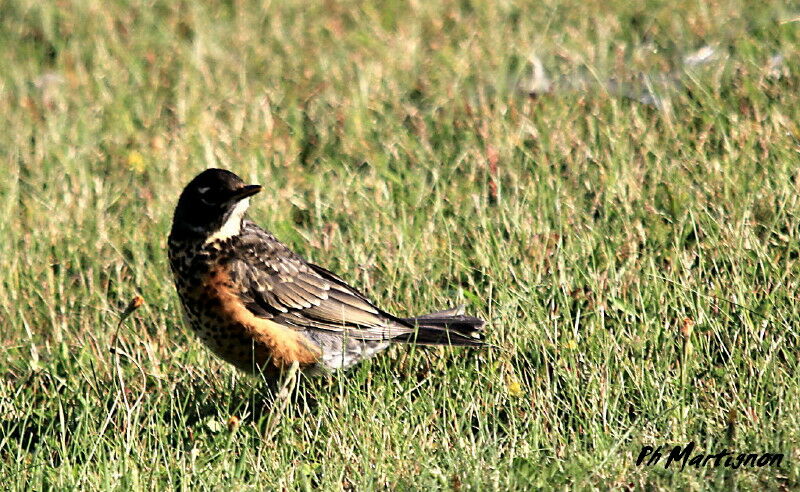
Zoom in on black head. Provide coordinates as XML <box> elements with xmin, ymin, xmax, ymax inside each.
<box><xmin>170</xmin><ymin>169</ymin><xmax>262</xmax><ymax>241</ymax></box>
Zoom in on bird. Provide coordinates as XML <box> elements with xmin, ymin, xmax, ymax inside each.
<box><xmin>167</xmin><ymin>168</ymin><xmax>485</xmax><ymax>380</ymax></box>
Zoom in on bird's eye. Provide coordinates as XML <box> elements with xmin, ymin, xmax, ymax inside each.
<box><xmin>197</xmin><ymin>186</ymin><xmax>216</xmax><ymax>205</ymax></box>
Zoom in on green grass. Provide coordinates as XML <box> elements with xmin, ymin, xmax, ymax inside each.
<box><xmin>1</xmin><ymin>0</ymin><xmax>799</xmax><ymax>489</ymax></box>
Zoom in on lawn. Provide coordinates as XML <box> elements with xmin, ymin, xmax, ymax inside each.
<box><xmin>1</xmin><ymin>0</ymin><xmax>799</xmax><ymax>489</ymax></box>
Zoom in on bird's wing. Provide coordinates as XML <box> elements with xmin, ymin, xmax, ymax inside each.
<box><xmin>229</xmin><ymin>221</ymin><xmax>412</xmax><ymax>341</ymax></box>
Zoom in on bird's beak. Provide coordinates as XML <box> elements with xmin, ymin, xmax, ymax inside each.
<box><xmin>230</xmin><ymin>184</ymin><xmax>262</xmax><ymax>201</ymax></box>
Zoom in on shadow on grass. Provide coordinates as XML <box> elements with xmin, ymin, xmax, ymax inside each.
<box><xmin>0</xmin><ymin>367</ymin><xmax>328</xmax><ymax>465</ymax></box>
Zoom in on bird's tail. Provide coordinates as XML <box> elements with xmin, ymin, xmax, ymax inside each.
<box><xmin>396</xmin><ymin>306</ymin><xmax>486</xmax><ymax>347</ymax></box>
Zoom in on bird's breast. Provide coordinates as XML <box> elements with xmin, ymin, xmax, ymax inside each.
<box><xmin>169</xmin><ymin>242</ymin><xmax>322</xmax><ymax>375</ymax></box>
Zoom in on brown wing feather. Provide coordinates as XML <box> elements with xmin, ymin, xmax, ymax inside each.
<box><xmin>231</xmin><ymin>221</ymin><xmax>413</xmax><ymax>341</ymax></box>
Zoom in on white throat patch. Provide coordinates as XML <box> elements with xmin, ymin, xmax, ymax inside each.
<box><xmin>204</xmin><ymin>198</ymin><xmax>250</xmax><ymax>244</ymax></box>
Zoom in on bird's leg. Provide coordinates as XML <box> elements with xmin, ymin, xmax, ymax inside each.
<box><xmin>260</xmin><ymin>361</ymin><xmax>301</xmax><ymax>441</ymax></box>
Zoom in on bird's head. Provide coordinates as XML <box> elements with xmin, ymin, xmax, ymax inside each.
<box><xmin>170</xmin><ymin>168</ymin><xmax>262</xmax><ymax>242</ymax></box>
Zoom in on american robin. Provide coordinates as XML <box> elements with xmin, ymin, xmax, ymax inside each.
<box><xmin>168</xmin><ymin>169</ymin><xmax>485</xmax><ymax>379</ymax></box>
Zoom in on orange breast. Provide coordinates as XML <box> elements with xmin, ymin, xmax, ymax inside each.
<box><xmin>189</xmin><ymin>265</ymin><xmax>322</xmax><ymax>375</ymax></box>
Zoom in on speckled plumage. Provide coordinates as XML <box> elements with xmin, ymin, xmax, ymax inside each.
<box><xmin>168</xmin><ymin>169</ymin><xmax>485</xmax><ymax>379</ymax></box>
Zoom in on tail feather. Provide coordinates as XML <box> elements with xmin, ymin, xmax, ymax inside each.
<box><xmin>396</xmin><ymin>306</ymin><xmax>486</xmax><ymax>347</ymax></box>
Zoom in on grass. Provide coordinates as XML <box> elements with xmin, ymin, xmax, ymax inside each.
<box><xmin>1</xmin><ymin>0</ymin><xmax>799</xmax><ymax>489</ymax></box>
